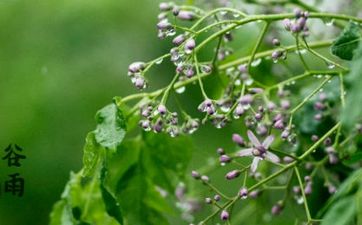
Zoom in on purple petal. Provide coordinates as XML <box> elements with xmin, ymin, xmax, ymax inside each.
<box><xmin>238</xmin><ymin>148</ymin><xmax>253</xmax><ymax>157</ymax></box>
<box><xmin>250</xmin><ymin>157</ymin><xmax>261</xmax><ymax>173</ymax></box>
<box><xmin>262</xmin><ymin>135</ymin><xmax>274</xmax><ymax>149</ymax></box>
<box><xmin>265</xmin><ymin>152</ymin><xmax>280</xmax><ymax>163</ymax></box>
<box><xmin>247</xmin><ymin>130</ymin><xmax>261</xmax><ymax>147</ymax></box>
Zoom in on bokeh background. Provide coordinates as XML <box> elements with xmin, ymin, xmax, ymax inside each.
<box><xmin>0</xmin><ymin>0</ymin><xmax>360</xmax><ymax>224</ymax></box>
<box><xmin>0</xmin><ymin>0</ymin><xmax>168</xmax><ymax>224</ymax></box>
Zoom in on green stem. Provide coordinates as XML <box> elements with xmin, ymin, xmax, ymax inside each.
<box><xmin>290</xmin><ymin>75</ymin><xmax>332</xmax><ymax>114</ymax></box>
<box><xmin>247</xmin><ymin>22</ymin><xmax>270</xmax><ymax>72</ymax></box>
<box><xmin>294</xmin><ymin>166</ymin><xmax>312</xmax><ymax>222</ymax></box>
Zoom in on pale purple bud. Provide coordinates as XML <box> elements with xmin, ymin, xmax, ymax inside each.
<box><xmin>157</xmin><ymin>19</ymin><xmax>172</xmax><ymax>30</ymax></box>
<box><xmin>153</xmin><ymin>119</ymin><xmax>163</xmax><ymax>133</ymax></box>
<box><xmin>217</xmin><ymin>147</ymin><xmax>225</xmax><ymax>155</ymax></box>
<box><xmin>281</xmin><ymin>129</ymin><xmax>290</xmax><ymax>139</ymax></box>
<box><xmin>172</xmin><ymin>6</ymin><xmax>180</xmax><ymax>16</ymax></box>
<box><xmin>140</xmin><ymin>120</ymin><xmax>150</xmax><ymax>130</ymax></box>
<box><xmin>128</xmin><ymin>61</ymin><xmax>145</xmax><ymax>73</ymax></box>
<box><xmin>271</xmin><ymin>50</ymin><xmax>283</xmax><ymax>60</ymax></box>
<box><xmin>184</xmin><ymin>67</ymin><xmax>195</xmax><ymax>78</ymax></box>
<box><xmin>305</xmin><ymin>162</ymin><xmax>313</xmax><ymax>170</ymax></box>
<box><xmin>280</xmin><ymin>99</ymin><xmax>290</xmax><ymax>110</ymax></box>
<box><xmin>293</xmin><ymin>186</ymin><xmax>301</xmax><ymax>194</ymax></box>
<box><xmin>283</xmin><ymin>156</ymin><xmax>294</xmax><ymax>163</ymax></box>
<box><xmin>214</xmin><ymin>195</ymin><xmax>221</xmax><ymax>201</ymax></box>
<box><xmin>273</xmin><ymin>113</ymin><xmax>283</xmax><ymax>122</ymax></box>
<box><xmin>267</xmin><ymin>101</ymin><xmax>276</xmax><ymax>111</ymax></box>
<box><xmin>201</xmin><ymin>175</ymin><xmax>209</xmax><ymax>183</ymax></box>
<box><xmin>239</xmin><ymin>94</ymin><xmax>253</xmax><ymax>105</ymax></box>
<box><xmin>304</xmin><ymin>182</ymin><xmax>312</xmax><ymax>195</ymax></box>
<box><xmin>157</xmin><ymin>12</ymin><xmax>167</xmax><ymax>21</ymax></box>
<box><xmin>239</xmin><ymin>187</ymin><xmax>248</xmax><ymax>198</ymax></box>
<box><xmin>205</xmin><ymin>197</ymin><xmax>212</xmax><ymax>204</ymax></box>
<box><xmin>271</xmin><ymin>202</ymin><xmax>283</xmax><ymax>215</ymax></box>
<box><xmin>249</xmin><ymin>190</ymin><xmax>261</xmax><ymax>198</ymax></box>
<box><xmin>324</xmin><ymin>137</ymin><xmax>332</xmax><ymax>146</ymax></box>
<box><xmin>191</xmin><ymin>170</ymin><xmax>200</xmax><ymax>179</ymax></box>
<box><xmin>274</xmin><ymin>119</ymin><xmax>284</xmax><ymax>130</ymax></box>
<box><xmin>134</xmin><ymin>76</ymin><xmax>146</xmax><ymax>89</ymax></box>
<box><xmin>290</xmin><ymin>23</ymin><xmax>302</xmax><ymax>33</ymax></box>
<box><xmin>319</xmin><ymin>92</ymin><xmax>327</xmax><ymax>101</ymax></box>
<box><xmin>294</xmin><ymin>8</ymin><xmax>303</xmax><ymax>17</ymax></box>
<box><xmin>219</xmin><ymin>154</ymin><xmax>232</xmax><ymax>163</ymax></box>
<box><xmin>184</xmin><ymin>38</ymin><xmax>196</xmax><ymax>54</ymax></box>
<box><xmin>311</xmin><ymin>135</ymin><xmax>319</xmax><ymax>142</ymax></box>
<box><xmin>250</xmin><ymin>88</ymin><xmax>264</xmax><ymax>94</ymax></box>
<box><xmin>232</xmin><ymin>134</ymin><xmax>244</xmax><ymax>146</ymax></box>
<box><xmin>304</xmin><ymin>176</ymin><xmax>311</xmax><ymax>182</ymax></box>
<box><xmin>159</xmin><ymin>2</ymin><xmax>173</xmax><ymax>11</ymax></box>
<box><xmin>157</xmin><ymin>104</ymin><xmax>167</xmax><ymax>115</ymax></box>
<box><xmin>303</xmin><ymin>11</ymin><xmax>310</xmax><ymax>18</ymax></box>
<box><xmin>225</xmin><ymin>170</ymin><xmax>241</xmax><ymax>180</ymax></box>
<box><xmin>172</xmin><ymin>34</ymin><xmax>186</xmax><ymax>46</ymax></box>
<box><xmin>327</xmin><ymin>184</ymin><xmax>336</xmax><ymax>194</ymax></box>
<box><xmin>357</xmin><ymin>124</ymin><xmax>362</xmax><ymax>134</ymax></box>
<box><xmin>234</xmin><ymin>104</ymin><xmax>245</xmax><ymax>117</ymax></box>
<box><xmin>177</xmin><ymin>10</ymin><xmax>195</xmax><ymax>21</ymax></box>
<box><xmin>283</xmin><ymin>18</ymin><xmax>291</xmax><ymax>31</ymax></box>
<box><xmin>328</xmin><ymin>153</ymin><xmax>339</xmax><ymax>164</ymax></box>
<box><xmin>220</xmin><ymin>210</ymin><xmax>229</xmax><ymax>221</ymax></box>
<box><xmin>257</xmin><ymin>125</ymin><xmax>268</xmax><ymax>136</ymax></box>
<box><xmin>238</xmin><ymin>64</ymin><xmax>248</xmax><ymax>73</ymax></box>
<box><xmin>255</xmin><ymin>113</ymin><xmax>263</xmax><ymax>121</ymax></box>
<box><xmin>297</xmin><ymin>17</ymin><xmax>307</xmax><ymax>28</ymax></box>
<box><xmin>326</xmin><ymin>146</ymin><xmax>335</xmax><ymax>154</ymax></box>
<box><xmin>272</xmin><ymin>38</ymin><xmax>280</xmax><ymax>46</ymax></box>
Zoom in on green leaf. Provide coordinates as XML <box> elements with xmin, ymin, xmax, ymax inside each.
<box><xmin>50</xmin><ymin>172</ymin><xmax>121</xmax><ymax>225</ymax></box>
<box><xmin>94</xmin><ymin>103</ymin><xmax>126</xmax><ymax>151</ymax></box>
<box><xmin>342</xmin><ymin>43</ymin><xmax>362</xmax><ymax>129</ymax></box>
<box><xmin>331</xmin><ymin>22</ymin><xmax>361</xmax><ymax>60</ymax></box>
<box><xmin>102</xmin><ymin>133</ymin><xmax>193</xmax><ymax>225</ymax></box>
<box><xmin>321</xmin><ymin>196</ymin><xmax>356</xmax><ymax>225</ymax></box>
<box><xmin>100</xmin><ymin>167</ymin><xmax>124</xmax><ymax>225</ymax></box>
<box><xmin>82</xmin><ymin>132</ymin><xmax>102</xmax><ymax>177</ymax></box>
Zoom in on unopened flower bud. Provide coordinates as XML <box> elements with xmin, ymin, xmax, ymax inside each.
<box><xmin>201</xmin><ymin>175</ymin><xmax>209</xmax><ymax>183</ymax></box>
<box><xmin>232</xmin><ymin>134</ymin><xmax>244</xmax><ymax>146</ymax></box>
<box><xmin>191</xmin><ymin>170</ymin><xmax>200</xmax><ymax>179</ymax></box>
<box><xmin>220</xmin><ymin>154</ymin><xmax>232</xmax><ymax>163</ymax></box>
<box><xmin>272</xmin><ymin>38</ymin><xmax>280</xmax><ymax>46</ymax></box>
<box><xmin>159</xmin><ymin>2</ymin><xmax>173</xmax><ymax>11</ymax></box>
<box><xmin>225</xmin><ymin>170</ymin><xmax>241</xmax><ymax>180</ymax></box>
<box><xmin>220</xmin><ymin>210</ymin><xmax>229</xmax><ymax>221</ymax></box>
<box><xmin>172</xmin><ymin>34</ymin><xmax>186</xmax><ymax>46</ymax></box>
<box><xmin>271</xmin><ymin>201</ymin><xmax>284</xmax><ymax>215</ymax></box>
<box><xmin>217</xmin><ymin>147</ymin><xmax>225</xmax><ymax>155</ymax></box>
<box><xmin>184</xmin><ymin>38</ymin><xmax>196</xmax><ymax>54</ymax></box>
<box><xmin>177</xmin><ymin>10</ymin><xmax>195</xmax><ymax>21</ymax></box>
<box><xmin>239</xmin><ymin>187</ymin><xmax>248</xmax><ymax>199</ymax></box>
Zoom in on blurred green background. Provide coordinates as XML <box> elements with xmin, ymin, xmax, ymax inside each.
<box><xmin>0</xmin><ymin>0</ymin><xmax>167</xmax><ymax>224</ymax></box>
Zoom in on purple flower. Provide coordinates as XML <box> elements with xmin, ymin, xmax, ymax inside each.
<box><xmin>237</xmin><ymin>130</ymin><xmax>280</xmax><ymax>172</ymax></box>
